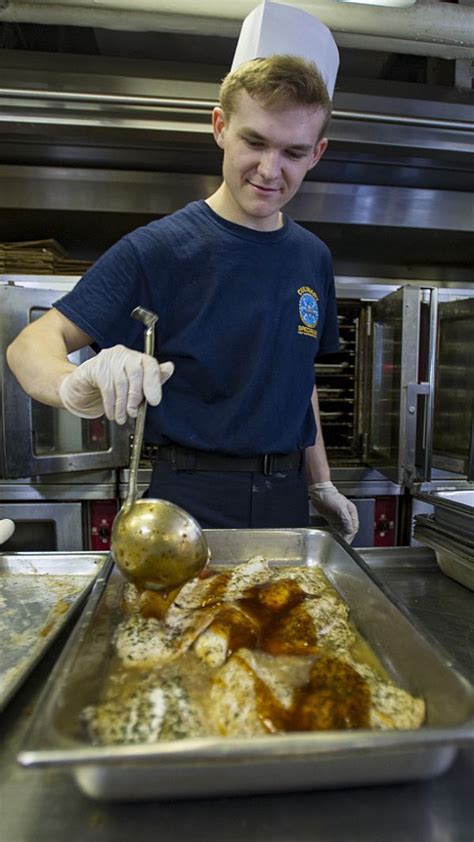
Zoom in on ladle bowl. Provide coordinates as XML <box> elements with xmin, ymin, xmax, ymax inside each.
<box><xmin>110</xmin><ymin>306</ymin><xmax>209</xmax><ymax>592</ymax></box>
<box><xmin>111</xmin><ymin>498</ymin><xmax>210</xmax><ymax>591</ymax></box>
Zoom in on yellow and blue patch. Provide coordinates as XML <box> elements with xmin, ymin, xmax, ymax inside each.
<box><xmin>297</xmin><ymin>286</ymin><xmax>319</xmax><ymax>338</ymax></box>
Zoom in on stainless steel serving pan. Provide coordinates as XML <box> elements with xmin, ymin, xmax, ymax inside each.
<box><xmin>414</xmin><ymin>517</ymin><xmax>474</xmax><ymax>591</ymax></box>
<box><xmin>415</xmin><ymin>489</ymin><xmax>474</xmax><ymax>542</ymax></box>
<box><xmin>414</xmin><ymin>513</ymin><xmax>474</xmax><ymax>551</ymax></box>
<box><xmin>0</xmin><ymin>552</ymin><xmax>107</xmax><ymax>711</ymax></box>
<box><xmin>18</xmin><ymin>530</ymin><xmax>474</xmax><ymax>801</ymax></box>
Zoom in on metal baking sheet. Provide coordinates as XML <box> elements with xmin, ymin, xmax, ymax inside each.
<box><xmin>18</xmin><ymin>530</ymin><xmax>474</xmax><ymax>801</ymax></box>
<box><xmin>0</xmin><ymin>552</ymin><xmax>107</xmax><ymax>711</ymax></box>
<box><xmin>415</xmin><ymin>489</ymin><xmax>474</xmax><ymax>542</ymax></box>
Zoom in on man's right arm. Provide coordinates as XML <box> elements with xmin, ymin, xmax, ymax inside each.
<box><xmin>6</xmin><ymin>308</ymin><xmax>92</xmax><ymax>408</ymax></box>
<box><xmin>6</xmin><ymin>308</ymin><xmax>174</xmax><ymax>425</ymax></box>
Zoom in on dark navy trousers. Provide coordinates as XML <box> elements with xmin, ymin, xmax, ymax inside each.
<box><xmin>147</xmin><ymin>460</ymin><xmax>310</xmax><ymax>529</ymax></box>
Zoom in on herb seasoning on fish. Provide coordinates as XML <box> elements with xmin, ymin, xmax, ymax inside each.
<box><xmin>82</xmin><ymin>556</ymin><xmax>425</xmax><ymax>745</ymax></box>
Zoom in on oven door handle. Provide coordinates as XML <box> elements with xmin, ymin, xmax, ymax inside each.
<box><xmin>405</xmin><ymin>288</ymin><xmax>439</xmax><ymax>485</ymax></box>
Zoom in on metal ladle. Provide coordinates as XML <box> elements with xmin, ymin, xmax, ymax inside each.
<box><xmin>111</xmin><ymin>307</ymin><xmax>210</xmax><ymax>592</ymax></box>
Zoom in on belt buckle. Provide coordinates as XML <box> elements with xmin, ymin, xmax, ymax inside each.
<box><xmin>263</xmin><ymin>454</ymin><xmax>274</xmax><ymax>476</ymax></box>
<box><xmin>142</xmin><ymin>442</ymin><xmax>159</xmax><ymax>463</ymax></box>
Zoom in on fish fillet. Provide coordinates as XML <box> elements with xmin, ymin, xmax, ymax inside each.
<box><xmin>114</xmin><ymin>603</ymin><xmax>217</xmax><ymax>669</ymax></box>
<box><xmin>82</xmin><ymin>665</ymin><xmax>209</xmax><ymax>745</ymax></box>
<box><xmin>84</xmin><ymin>557</ymin><xmax>426</xmax><ymax>744</ymax></box>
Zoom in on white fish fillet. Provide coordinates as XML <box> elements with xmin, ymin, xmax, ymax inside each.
<box><xmin>194</xmin><ymin>603</ymin><xmax>260</xmax><ymax>668</ymax></box>
<box><xmin>82</xmin><ymin>670</ymin><xmax>209</xmax><ymax>745</ymax></box>
<box><xmin>346</xmin><ymin>659</ymin><xmax>426</xmax><ymax>729</ymax></box>
<box><xmin>114</xmin><ymin>604</ymin><xmax>217</xmax><ymax>669</ymax></box>
<box><xmin>175</xmin><ymin>555</ymin><xmax>271</xmax><ymax>610</ymax></box>
<box><xmin>209</xmin><ymin>648</ymin><xmax>425</xmax><ymax>737</ymax></box>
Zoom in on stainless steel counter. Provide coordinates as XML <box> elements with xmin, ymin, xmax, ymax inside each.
<box><xmin>1</xmin><ymin>547</ymin><xmax>473</xmax><ymax>842</ymax></box>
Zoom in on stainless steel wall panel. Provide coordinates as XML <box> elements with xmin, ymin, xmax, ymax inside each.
<box><xmin>0</xmin><ymin>166</ymin><xmax>472</xmax><ymax>234</ymax></box>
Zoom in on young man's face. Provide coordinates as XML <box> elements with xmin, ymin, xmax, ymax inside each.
<box><xmin>211</xmin><ymin>89</ymin><xmax>328</xmax><ymax>231</ymax></box>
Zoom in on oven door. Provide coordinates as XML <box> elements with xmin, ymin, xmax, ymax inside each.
<box><xmin>432</xmin><ymin>297</ymin><xmax>474</xmax><ymax>480</ymax></box>
<box><xmin>0</xmin><ymin>502</ymin><xmax>84</xmax><ymax>551</ymax></box>
<box><xmin>361</xmin><ymin>285</ymin><xmax>429</xmax><ymax>487</ymax></box>
<box><xmin>0</xmin><ymin>284</ymin><xmax>130</xmax><ymax>479</ymax></box>
<box><xmin>362</xmin><ymin>286</ymin><xmax>474</xmax><ymax>487</ymax></box>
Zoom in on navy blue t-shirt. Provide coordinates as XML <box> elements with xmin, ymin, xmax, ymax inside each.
<box><xmin>55</xmin><ymin>200</ymin><xmax>339</xmax><ymax>454</ymax></box>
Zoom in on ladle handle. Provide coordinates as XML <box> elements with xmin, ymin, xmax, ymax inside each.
<box><xmin>125</xmin><ymin>307</ymin><xmax>158</xmax><ymax>508</ymax></box>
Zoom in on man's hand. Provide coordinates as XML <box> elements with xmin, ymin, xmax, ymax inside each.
<box><xmin>0</xmin><ymin>519</ymin><xmax>15</xmax><ymax>545</ymax></box>
<box><xmin>308</xmin><ymin>481</ymin><xmax>359</xmax><ymax>543</ymax></box>
<box><xmin>59</xmin><ymin>345</ymin><xmax>174</xmax><ymax>425</ymax></box>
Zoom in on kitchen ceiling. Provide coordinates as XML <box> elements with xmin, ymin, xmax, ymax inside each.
<box><xmin>1</xmin><ymin>0</ymin><xmax>474</xmax><ymax>59</ymax></box>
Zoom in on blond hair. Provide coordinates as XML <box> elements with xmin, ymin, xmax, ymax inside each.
<box><xmin>219</xmin><ymin>55</ymin><xmax>332</xmax><ymax>137</ymax></box>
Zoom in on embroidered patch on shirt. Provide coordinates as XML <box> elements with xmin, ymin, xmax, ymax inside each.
<box><xmin>297</xmin><ymin>286</ymin><xmax>319</xmax><ymax>338</ymax></box>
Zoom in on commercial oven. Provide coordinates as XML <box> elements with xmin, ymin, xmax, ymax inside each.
<box><xmin>0</xmin><ymin>476</ymin><xmax>119</xmax><ymax>552</ymax></box>
<box><xmin>1</xmin><ymin>276</ymin><xmax>473</xmax><ymax>550</ymax></box>
<box><xmin>315</xmin><ymin>282</ymin><xmax>474</xmax><ymax>545</ymax></box>
<box><xmin>0</xmin><ymin>278</ymin><xmax>127</xmax><ymax>551</ymax></box>
<box><xmin>0</xmin><ymin>282</ymin><xmax>130</xmax><ymax>478</ymax></box>
<box><xmin>116</xmin><ymin>281</ymin><xmax>473</xmax><ymax>547</ymax></box>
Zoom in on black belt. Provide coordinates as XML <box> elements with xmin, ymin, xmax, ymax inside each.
<box><xmin>143</xmin><ymin>443</ymin><xmax>303</xmax><ymax>476</ymax></box>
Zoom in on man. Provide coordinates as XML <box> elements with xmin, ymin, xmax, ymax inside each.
<box><xmin>7</xmin><ymin>3</ymin><xmax>358</xmax><ymax>542</ymax></box>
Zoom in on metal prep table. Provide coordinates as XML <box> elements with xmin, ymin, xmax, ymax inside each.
<box><xmin>1</xmin><ymin>547</ymin><xmax>473</xmax><ymax>842</ymax></box>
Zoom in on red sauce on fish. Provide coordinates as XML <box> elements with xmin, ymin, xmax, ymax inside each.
<box><xmin>242</xmin><ymin>654</ymin><xmax>371</xmax><ymax>732</ymax></box>
<box><xmin>138</xmin><ymin>570</ymin><xmax>371</xmax><ymax>732</ymax></box>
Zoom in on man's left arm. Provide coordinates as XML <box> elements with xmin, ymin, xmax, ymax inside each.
<box><xmin>305</xmin><ymin>386</ymin><xmax>359</xmax><ymax>543</ymax></box>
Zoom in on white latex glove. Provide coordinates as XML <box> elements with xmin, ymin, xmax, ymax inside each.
<box><xmin>59</xmin><ymin>345</ymin><xmax>174</xmax><ymax>425</ymax></box>
<box><xmin>308</xmin><ymin>481</ymin><xmax>359</xmax><ymax>544</ymax></box>
<box><xmin>0</xmin><ymin>519</ymin><xmax>15</xmax><ymax>545</ymax></box>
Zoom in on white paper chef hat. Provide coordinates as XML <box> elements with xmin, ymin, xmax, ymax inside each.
<box><xmin>231</xmin><ymin>1</ymin><xmax>339</xmax><ymax>99</ymax></box>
